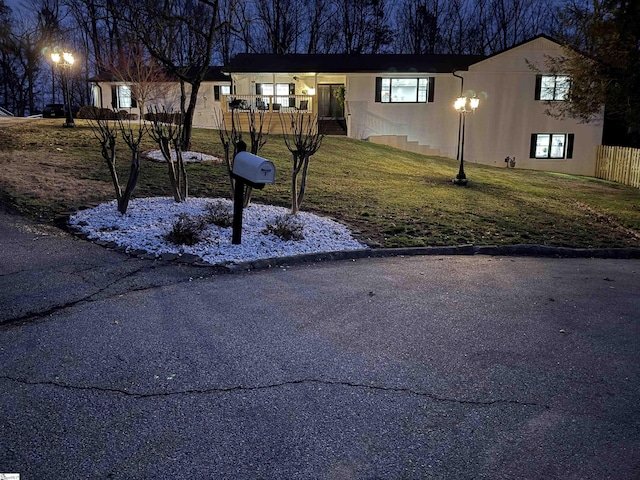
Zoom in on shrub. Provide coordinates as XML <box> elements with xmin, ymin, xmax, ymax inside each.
<box><xmin>76</xmin><ymin>105</ymin><xmax>98</xmax><ymax>119</ymax></box>
<box><xmin>202</xmin><ymin>201</ymin><xmax>233</xmax><ymax>228</ymax></box>
<box><xmin>144</xmin><ymin>111</ymin><xmax>183</xmax><ymax>124</ymax></box>
<box><xmin>117</xmin><ymin>110</ymin><xmax>138</xmax><ymax>121</ymax></box>
<box><xmin>263</xmin><ymin>214</ymin><xmax>305</xmax><ymax>241</ymax></box>
<box><xmin>164</xmin><ymin>214</ymin><xmax>206</xmax><ymax>246</ymax></box>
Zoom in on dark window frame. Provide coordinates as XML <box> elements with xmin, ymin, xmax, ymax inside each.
<box><xmin>375</xmin><ymin>77</ymin><xmax>435</xmax><ymax>103</ymax></box>
<box><xmin>529</xmin><ymin>133</ymin><xmax>574</xmax><ymax>159</ymax></box>
<box><xmin>535</xmin><ymin>74</ymin><xmax>570</xmax><ymax>101</ymax></box>
<box><xmin>110</xmin><ymin>84</ymin><xmax>137</xmax><ymax>109</ymax></box>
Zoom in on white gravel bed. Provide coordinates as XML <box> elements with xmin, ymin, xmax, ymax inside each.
<box><xmin>144</xmin><ymin>150</ymin><xmax>223</xmax><ymax>163</ymax></box>
<box><xmin>69</xmin><ymin>197</ymin><xmax>368</xmax><ymax>265</ymax></box>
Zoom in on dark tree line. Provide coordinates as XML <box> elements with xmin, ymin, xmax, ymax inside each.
<box><xmin>1</xmin><ymin>0</ymin><xmax>637</xmax><ymax>145</ymax></box>
<box><xmin>0</xmin><ymin>0</ymin><xmax>559</xmax><ymax>117</ymax></box>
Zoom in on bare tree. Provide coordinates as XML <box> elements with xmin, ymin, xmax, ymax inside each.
<box><xmin>0</xmin><ymin>0</ymin><xmax>62</xmax><ymax>115</ymax></box>
<box><xmin>334</xmin><ymin>0</ymin><xmax>393</xmax><ymax>53</ymax></box>
<box><xmin>213</xmin><ymin>105</ymin><xmax>271</xmax><ymax>206</ymax></box>
<box><xmin>253</xmin><ymin>0</ymin><xmax>302</xmax><ymax>54</ymax></box>
<box><xmin>304</xmin><ymin>0</ymin><xmax>337</xmax><ymax>54</ymax></box>
<box><xmin>280</xmin><ymin>112</ymin><xmax>324</xmax><ymax>214</ymax></box>
<box><xmin>147</xmin><ymin>107</ymin><xmax>189</xmax><ymax>202</ymax></box>
<box><xmin>394</xmin><ymin>0</ymin><xmax>444</xmax><ymax>54</ymax></box>
<box><xmin>213</xmin><ymin>106</ymin><xmax>243</xmax><ymax>198</ymax></box>
<box><xmin>127</xmin><ymin>0</ymin><xmax>223</xmax><ymax>150</ymax></box>
<box><xmin>103</xmin><ymin>41</ymin><xmax>172</xmax><ymax>117</ymax></box>
<box><xmin>87</xmin><ymin>109</ymin><xmax>141</xmax><ymax>214</ymax></box>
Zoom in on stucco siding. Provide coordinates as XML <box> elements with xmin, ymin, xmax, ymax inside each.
<box><xmin>462</xmin><ymin>38</ymin><xmax>603</xmax><ymax>176</ymax></box>
<box><xmin>92</xmin><ymin>81</ymin><xmax>230</xmax><ymax>128</ymax></box>
<box><xmin>346</xmin><ymin>74</ymin><xmax>460</xmax><ymax>157</ymax></box>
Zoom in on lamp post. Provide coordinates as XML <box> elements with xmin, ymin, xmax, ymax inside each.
<box><xmin>51</xmin><ymin>51</ymin><xmax>75</xmax><ymax>128</ymax></box>
<box><xmin>452</xmin><ymin>72</ymin><xmax>479</xmax><ymax>186</ymax></box>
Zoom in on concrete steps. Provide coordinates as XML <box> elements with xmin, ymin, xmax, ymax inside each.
<box><xmin>368</xmin><ymin>135</ymin><xmax>441</xmax><ymax>156</ymax></box>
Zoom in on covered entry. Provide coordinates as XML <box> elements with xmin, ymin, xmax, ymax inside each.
<box><xmin>318</xmin><ymin>84</ymin><xmax>346</xmax><ymax>135</ymax></box>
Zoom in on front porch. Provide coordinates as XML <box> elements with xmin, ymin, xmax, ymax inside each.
<box><xmin>218</xmin><ymin>94</ymin><xmax>346</xmax><ymax>135</ymax></box>
<box><xmin>221</xmin><ymin>94</ymin><xmax>313</xmax><ymax>114</ymax></box>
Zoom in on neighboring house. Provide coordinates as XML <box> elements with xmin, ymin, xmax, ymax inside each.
<box><xmin>88</xmin><ymin>67</ymin><xmax>231</xmax><ymax>126</ymax></box>
<box><xmin>89</xmin><ymin>36</ymin><xmax>603</xmax><ymax>176</ymax></box>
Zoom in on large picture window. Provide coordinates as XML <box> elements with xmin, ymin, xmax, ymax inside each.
<box><xmin>530</xmin><ymin>133</ymin><xmax>574</xmax><ymax>159</ymax></box>
<box><xmin>375</xmin><ymin>77</ymin><xmax>435</xmax><ymax>103</ymax></box>
<box><xmin>535</xmin><ymin>75</ymin><xmax>570</xmax><ymax>101</ymax></box>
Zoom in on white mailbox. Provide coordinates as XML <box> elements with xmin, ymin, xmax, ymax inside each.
<box><xmin>233</xmin><ymin>152</ymin><xmax>275</xmax><ymax>185</ymax></box>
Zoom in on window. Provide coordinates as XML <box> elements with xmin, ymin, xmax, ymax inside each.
<box><xmin>535</xmin><ymin>75</ymin><xmax>570</xmax><ymax>101</ymax></box>
<box><xmin>375</xmin><ymin>77</ymin><xmax>435</xmax><ymax>103</ymax></box>
<box><xmin>110</xmin><ymin>85</ymin><xmax>137</xmax><ymax>109</ymax></box>
<box><xmin>256</xmin><ymin>82</ymin><xmax>295</xmax><ymax>107</ymax></box>
<box><xmin>91</xmin><ymin>85</ymin><xmax>101</xmax><ymax>107</ymax></box>
<box><xmin>214</xmin><ymin>85</ymin><xmax>231</xmax><ymax>101</ymax></box>
<box><xmin>530</xmin><ymin>133</ymin><xmax>574</xmax><ymax>159</ymax></box>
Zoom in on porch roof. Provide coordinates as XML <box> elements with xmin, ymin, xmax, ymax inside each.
<box><xmin>225</xmin><ymin>53</ymin><xmax>485</xmax><ymax>74</ymax></box>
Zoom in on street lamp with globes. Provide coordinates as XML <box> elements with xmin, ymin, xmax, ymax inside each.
<box><xmin>452</xmin><ymin>71</ymin><xmax>480</xmax><ymax>185</ymax></box>
<box><xmin>51</xmin><ymin>51</ymin><xmax>76</xmax><ymax>127</ymax></box>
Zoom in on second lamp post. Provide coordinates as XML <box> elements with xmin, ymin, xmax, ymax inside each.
<box><xmin>452</xmin><ymin>72</ymin><xmax>479</xmax><ymax>186</ymax></box>
<box><xmin>51</xmin><ymin>51</ymin><xmax>75</xmax><ymax>128</ymax></box>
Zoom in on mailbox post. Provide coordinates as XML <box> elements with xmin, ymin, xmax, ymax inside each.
<box><xmin>231</xmin><ymin>151</ymin><xmax>276</xmax><ymax>244</ymax></box>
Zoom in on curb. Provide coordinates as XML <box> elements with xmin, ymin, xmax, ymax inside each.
<box><xmin>63</xmin><ymin>218</ymin><xmax>640</xmax><ymax>273</ymax></box>
<box><xmin>222</xmin><ymin>244</ymin><xmax>640</xmax><ymax>272</ymax></box>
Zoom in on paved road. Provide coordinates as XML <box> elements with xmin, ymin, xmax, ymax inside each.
<box><xmin>1</xmin><ymin>211</ymin><xmax>640</xmax><ymax>479</ymax></box>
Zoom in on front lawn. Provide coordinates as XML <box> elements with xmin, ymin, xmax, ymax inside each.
<box><xmin>1</xmin><ymin>118</ymin><xmax>639</xmax><ymax>248</ymax></box>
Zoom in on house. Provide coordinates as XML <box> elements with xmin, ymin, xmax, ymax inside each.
<box><xmin>89</xmin><ymin>36</ymin><xmax>603</xmax><ymax>176</ymax></box>
<box><xmin>88</xmin><ymin>66</ymin><xmax>231</xmax><ymax>126</ymax></box>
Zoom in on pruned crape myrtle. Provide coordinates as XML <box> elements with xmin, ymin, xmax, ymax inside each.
<box><xmin>280</xmin><ymin>112</ymin><xmax>324</xmax><ymax>215</ymax></box>
<box><xmin>86</xmin><ymin>108</ymin><xmax>141</xmax><ymax>215</ymax></box>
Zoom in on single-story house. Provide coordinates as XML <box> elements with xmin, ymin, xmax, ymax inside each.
<box><xmin>89</xmin><ymin>36</ymin><xmax>603</xmax><ymax>176</ymax></box>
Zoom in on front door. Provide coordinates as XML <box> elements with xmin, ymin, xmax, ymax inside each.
<box><xmin>318</xmin><ymin>84</ymin><xmax>344</xmax><ymax>118</ymax></box>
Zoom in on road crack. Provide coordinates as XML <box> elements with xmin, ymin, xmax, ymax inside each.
<box><xmin>0</xmin><ymin>264</ymin><xmax>154</xmax><ymax>327</ymax></box>
<box><xmin>0</xmin><ymin>375</ymin><xmax>549</xmax><ymax>409</ymax></box>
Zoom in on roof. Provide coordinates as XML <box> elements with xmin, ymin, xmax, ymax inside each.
<box><xmin>225</xmin><ymin>54</ymin><xmax>486</xmax><ymax>74</ymax></box>
<box><xmin>88</xmin><ymin>66</ymin><xmax>229</xmax><ymax>83</ymax></box>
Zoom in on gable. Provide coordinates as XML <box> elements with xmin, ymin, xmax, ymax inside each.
<box><xmin>469</xmin><ymin>36</ymin><xmax>568</xmax><ymax>73</ymax></box>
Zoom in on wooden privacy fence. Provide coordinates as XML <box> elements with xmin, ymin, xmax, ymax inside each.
<box><xmin>595</xmin><ymin>145</ymin><xmax>640</xmax><ymax>188</ymax></box>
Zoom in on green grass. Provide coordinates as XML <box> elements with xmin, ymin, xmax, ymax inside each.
<box><xmin>1</xmin><ymin>118</ymin><xmax>639</xmax><ymax>249</ymax></box>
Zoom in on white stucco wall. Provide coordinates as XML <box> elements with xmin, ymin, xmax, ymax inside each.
<box><xmin>92</xmin><ymin>81</ymin><xmax>231</xmax><ymax>128</ymax></box>
<box><xmin>345</xmin><ymin>73</ymin><xmax>461</xmax><ymax>157</ymax></box>
<box><xmin>465</xmin><ymin>37</ymin><xmax>603</xmax><ymax>176</ymax></box>
<box><xmin>344</xmin><ymin>37</ymin><xmax>603</xmax><ymax>176</ymax></box>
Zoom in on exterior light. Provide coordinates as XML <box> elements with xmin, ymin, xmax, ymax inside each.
<box><xmin>50</xmin><ymin>50</ymin><xmax>76</xmax><ymax>128</ymax></box>
<box><xmin>62</xmin><ymin>52</ymin><xmax>75</xmax><ymax>66</ymax></box>
<box><xmin>452</xmin><ymin>71</ymin><xmax>481</xmax><ymax>185</ymax></box>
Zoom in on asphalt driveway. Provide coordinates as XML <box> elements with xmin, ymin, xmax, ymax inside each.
<box><xmin>1</xmin><ymin>211</ymin><xmax>639</xmax><ymax>479</ymax></box>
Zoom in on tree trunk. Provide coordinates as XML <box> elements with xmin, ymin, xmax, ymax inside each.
<box><xmin>118</xmin><ymin>150</ymin><xmax>140</xmax><ymax>215</ymax></box>
<box><xmin>181</xmin><ymin>83</ymin><xmax>200</xmax><ymax>151</ymax></box>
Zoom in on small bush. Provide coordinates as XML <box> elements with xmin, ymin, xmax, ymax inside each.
<box><xmin>76</xmin><ymin>105</ymin><xmax>98</xmax><ymax>119</ymax></box>
<box><xmin>164</xmin><ymin>214</ymin><xmax>206</xmax><ymax>246</ymax></box>
<box><xmin>202</xmin><ymin>201</ymin><xmax>233</xmax><ymax>228</ymax></box>
<box><xmin>144</xmin><ymin>111</ymin><xmax>183</xmax><ymax>124</ymax></box>
<box><xmin>263</xmin><ymin>214</ymin><xmax>305</xmax><ymax>241</ymax></box>
<box><xmin>117</xmin><ymin>110</ymin><xmax>138</xmax><ymax>121</ymax></box>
